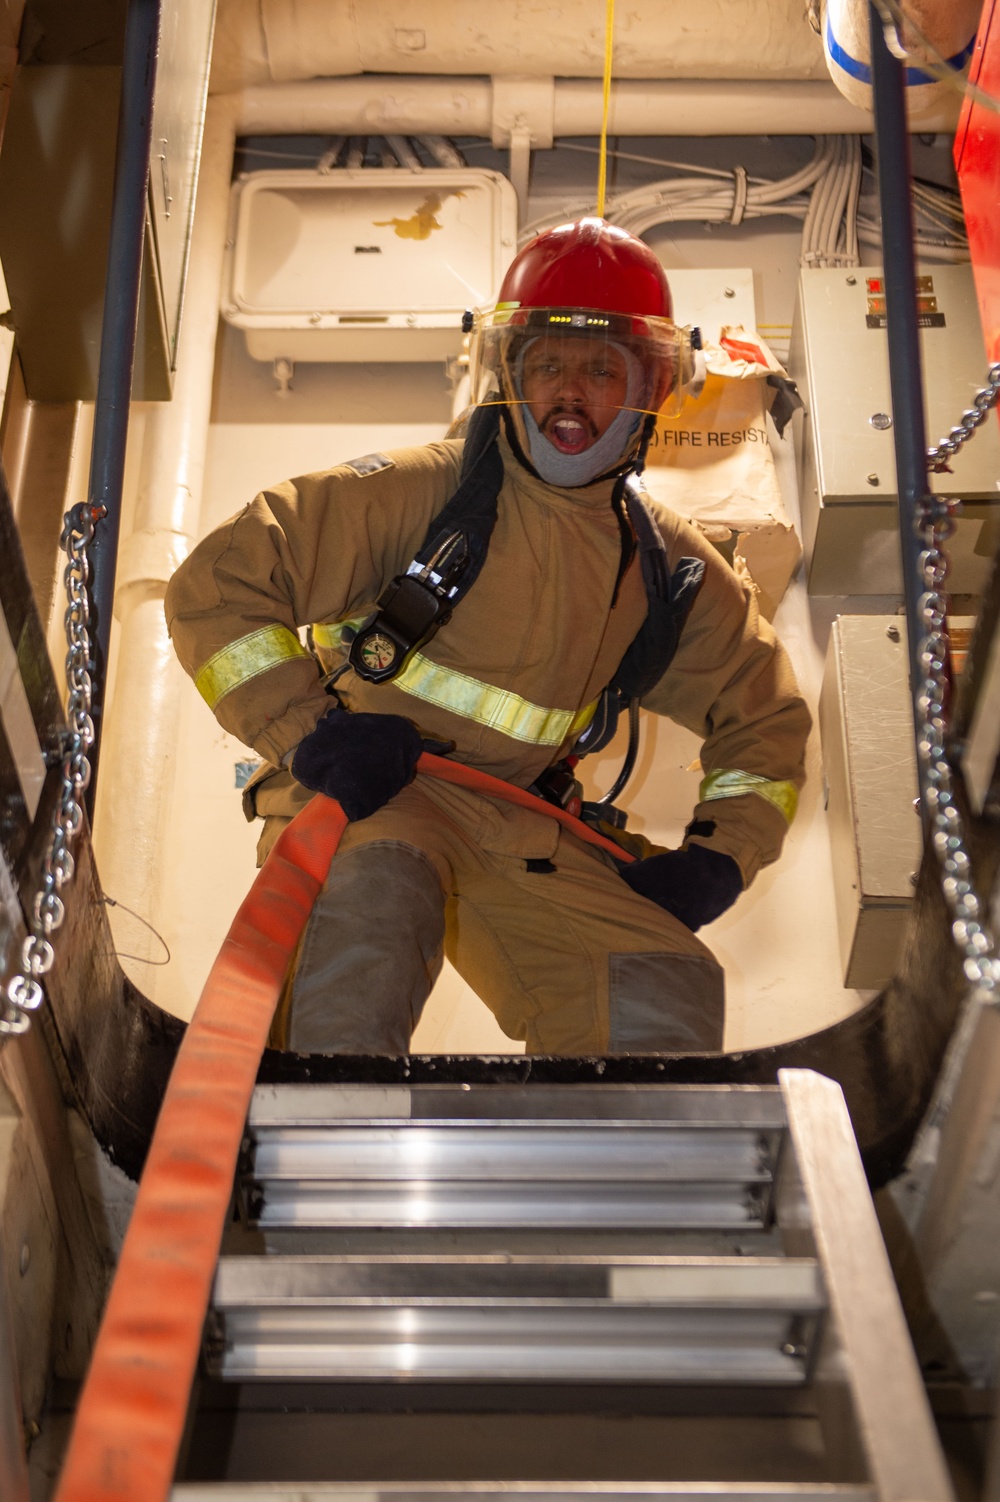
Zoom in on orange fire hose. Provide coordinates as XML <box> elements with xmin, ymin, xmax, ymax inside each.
<box><xmin>53</xmin><ymin>753</ymin><xmax>634</xmax><ymax>1502</ymax></box>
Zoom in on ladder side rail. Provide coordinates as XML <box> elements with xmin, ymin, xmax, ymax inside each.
<box><xmin>776</xmin><ymin>1069</ymin><xmax>954</xmax><ymax>1502</ymax></box>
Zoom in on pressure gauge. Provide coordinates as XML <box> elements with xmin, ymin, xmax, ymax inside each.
<box><xmin>358</xmin><ymin>631</ymin><xmax>398</xmax><ymax>674</ymax></box>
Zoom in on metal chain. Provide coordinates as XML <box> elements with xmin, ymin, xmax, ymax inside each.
<box><xmin>927</xmin><ymin>362</ymin><xmax>1000</xmax><ymax>473</ymax></box>
<box><xmin>917</xmin><ymin>364</ymin><xmax>1000</xmax><ymax>991</ymax></box>
<box><xmin>1</xmin><ymin>502</ymin><xmax>106</xmax><ymax>1039</ymax></box>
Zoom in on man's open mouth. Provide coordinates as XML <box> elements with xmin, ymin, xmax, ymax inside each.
<box><xmin>542</xmin><ymin>409</ymin><xmax>600</xmax><ymax>454</ymax></box>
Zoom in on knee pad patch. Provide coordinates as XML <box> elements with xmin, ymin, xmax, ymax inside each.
<box><xmin>607</xmin><ymin>950</ymin><xmax>725</xmax><ymax>1053</ymax></box>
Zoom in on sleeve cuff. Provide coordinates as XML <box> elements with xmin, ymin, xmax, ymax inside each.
<box><xmin>252</xmin><ymin>702</ymin><xmax>328</xmax><ymax>767</ymax></box>
<box><xmin>684</xmin><ymin>790</ymin><xmax>793</xmax><ymax>888</ymax></box>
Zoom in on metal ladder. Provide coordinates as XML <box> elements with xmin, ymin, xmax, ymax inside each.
<box><xmin>170</xmin><ymin>1069</ymin><xmax>955</xmax><ymax>1502</ymax></box>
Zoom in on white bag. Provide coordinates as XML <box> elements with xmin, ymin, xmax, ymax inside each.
<box><xmin>642</xmin><ymin>327</ymin><xmax>801</xmax><ymax>618</ymax></box>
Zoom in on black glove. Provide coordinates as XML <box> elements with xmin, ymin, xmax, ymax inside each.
<box><xmin>291</xmin><ymin>707</ymin><xmax>444</xmax><ymax>822</ymax></box>
<box><xmin>620</xmin><ymin>843</ymin><xmax>743</xmax><ymax>932</ymax></box>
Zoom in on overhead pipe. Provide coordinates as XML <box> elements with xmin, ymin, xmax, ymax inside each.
<box><xmin>867</xmin><ymin>2</ymin><xmax>935</xmax><ymax>804</ymax></box>
<box><xmin>83</xmin><ymin>0</ymin><xmax>162</xmax><ymax>816</ymax></box>
<box><xmin>550</xmin><ymin>78</ymin><xmax>887</xmax><ymax>136</ymax></box>
<box><xmin>234</xmin><ymin>75</ymin><xmax>493</xmax><ymax>135</ymax></box>
<box><xmin>231</xmin><ymin>74</ymin><xmax>961</xmax><ymax>141</ymax></box>
<box><xmin>210</xmin><ymin>0</ymin><xmax>829</xmax><ymax>91</ymax></box>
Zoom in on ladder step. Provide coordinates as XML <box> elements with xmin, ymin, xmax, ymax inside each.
<box><xmin>242</xmin><ymin>1124</ymin><xmax>779</xmax><ymax>1230</ymax></box>
<box><xmin>213</xmin><ymin>1256</ymin><xmax>822</xmax><ymax>1304</ymax></box>
<box><xmin>248</xmin><ymin>1085</ymin><xmax>790</xmax><ymax>1127</ymax></box>
<box><xmin>206</xmin><ymin>1255</ymin><xmax>823</xmax><ymax>1384</ymax></box>
<box><xmin>248</xmin><ymin>1125</ymin><xmax>777</xmax><ymax>1181</ymax></box>
<box><xmin>247</xmin><ymin>1182</ymin><xmax>769</xmax><ymax>1231</ymax></box>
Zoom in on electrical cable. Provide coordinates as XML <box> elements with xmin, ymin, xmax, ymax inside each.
<box><xmin>101</xmin><ymin>895</ymin><xmax>171</xmax><ymax>966</ymax></box>
<box><xmin>316</xmin><ymin>135</ymin><xmax>346</xmax><ymax>172</ymax></box>
<box><xmin>556</xmin><ymin>139</ymin><xmax>764</xmax><ymax>183</ymax></box>
<box><xmin>516</xmin><ymin>131</ymin><xmax>967</xmax><ymax>269</ymax></box>
<box><xmin>843</xmin><ymin>133</ymin><xmax>862</xmax><ymax>263</ymax></box>
<box><xmin>419</xmin><ymin>134</ymin><xmax>467</xmax><ymax>168</ymax></box>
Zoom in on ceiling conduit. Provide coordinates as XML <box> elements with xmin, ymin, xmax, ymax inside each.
<box><xmin>211</xmin><ymin>0</ymin><xmax>832</xmax><ymax>90</ymax></box>
<box><xmin>231</xmin><ymin>74</ymin><xmax>924</xmax><ymax>139</ymax></box>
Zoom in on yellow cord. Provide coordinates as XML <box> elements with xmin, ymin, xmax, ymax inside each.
<box><xmin>595</xmin><ymin>0</ymin><xmax>616</xmax><ymax>217</ymax></box>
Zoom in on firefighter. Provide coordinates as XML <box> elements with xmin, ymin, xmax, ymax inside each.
<box><xmin>165</xmin><ymin>218</ymin><xmax>810</xmax><ymax>1056</ymax></box>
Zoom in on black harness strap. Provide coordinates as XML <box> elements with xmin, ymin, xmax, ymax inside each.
<box><xmin>349</xmin><ymin>404</ymin><xmax>504</xmax><ymax>682</ymax></box>
<box><xmin>414</xmin><ymin>401</ymin><xmax>505</xmax><ymax>586</ymax></box>
<box><xmin>612</xmin><ymin>480</ymin><xmax>705</xmax><ymax>701</ymax></box>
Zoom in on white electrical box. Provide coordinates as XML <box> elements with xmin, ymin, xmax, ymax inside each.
<box><xmin>222</xmin><ymin>168</ymin><xmax>517</xmax><ymax>364</ymax></box>
<box><xmin>789</xmin><ymin>264</ymin><xmax>1000</xmax><ymax>595</ymax></box>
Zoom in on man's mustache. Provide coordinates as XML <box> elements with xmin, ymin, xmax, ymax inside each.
<box><xmin>538</xmin><ymin>406</ymin><xmax>599</xmax><ymax>438</ymax></box>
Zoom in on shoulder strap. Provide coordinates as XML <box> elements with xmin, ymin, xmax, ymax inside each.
<box><xmin>412</xmin><ymin>401</ymin><xmax>505</xmax><ymax>602</ymax></box>
<box><xmin>347</xmin><ymin>404</ymin><xmax>506</xmax><ymax>682</ymax></box>
<box><xmin>624</xmin><ymin>478</ymin><xmax>669</xmax><ymax>600</ymax></box>
<box><xmin>610</xmin><ymin>481</ymin><xmax>706</xmax><ymax>702</ymax></box>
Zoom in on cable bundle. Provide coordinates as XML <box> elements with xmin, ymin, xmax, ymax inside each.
<box><xmin>517</xmin><ymin>135</ymin><xmax>968</xmax><ymax>267</ymax></box>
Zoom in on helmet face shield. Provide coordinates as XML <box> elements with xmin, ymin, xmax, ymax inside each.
<box><xmin>470</xmin><ymin>222</ymin><xmax>687</xmax><ymax>482</ymax></box>
<box><xmin>469</xmin><ymin>305</ymin><xmax>692</xmax><ymax>435</ymax></box>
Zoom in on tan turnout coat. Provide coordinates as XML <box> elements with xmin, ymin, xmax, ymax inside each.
<box><xmin>166</xmin><ymin>433</ymin><xmax>809</xmax><ymax>883</ymax></box>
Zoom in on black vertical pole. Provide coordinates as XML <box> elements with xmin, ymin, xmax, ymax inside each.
<box><xmin>84</xmin><ymin>0</ymin><xmax>161</xmax><ymax>818</ymax></box>
<box><xmin>868</xmin><ymin>2</ymin><xmax>933</xmax><ymax>793</ymax></box>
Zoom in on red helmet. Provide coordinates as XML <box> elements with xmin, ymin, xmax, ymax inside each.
<box><xmin>496</xmin><ymin>217</ymin><xmax>674</xmax><ymax>326</ymax></box>
<box><xmin>470</xmin><ymin>219</ymin><xmax>686</xmax><ymax>435</ymax></box>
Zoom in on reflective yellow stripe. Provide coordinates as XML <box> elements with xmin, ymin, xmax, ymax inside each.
<box><xmin>311</xmin><ymin>616</ymin><xmax>369</xmax><ymax>652</ymax></box>
<box><xmin>699</xmin><ymin>768</ymin><xmax>799</xmax><ymax>823</ymax></box>
<box><xmin>311</xmin><ymin>619</ymin><xmax>597</xmax><ymax>748</ymax></box>
<box><xmin>396</xmin><ymin>650</ymin><xmax>597</xmax><ymax>748</ymax></box>
<box><xmin>194</xmin><ymin>625</ymin><xmax>309</xmax><ymax>710</ymax></box>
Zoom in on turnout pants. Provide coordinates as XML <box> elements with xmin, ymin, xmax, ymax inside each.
<box><xmin>286</xmin><ymin>776</ymin><xmax>725</xmax><ymax>1055</ymax></box>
